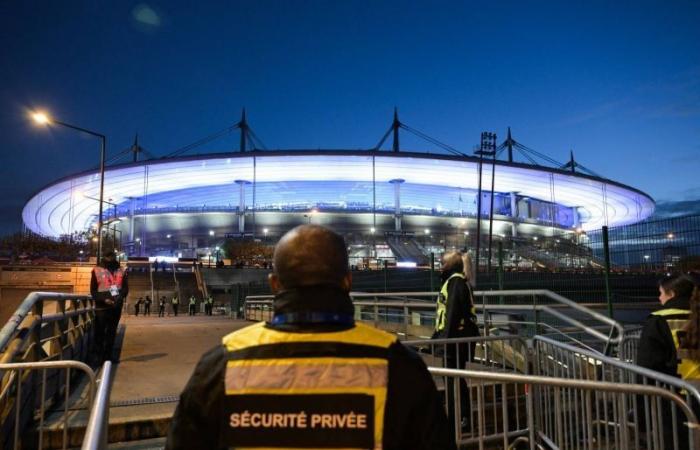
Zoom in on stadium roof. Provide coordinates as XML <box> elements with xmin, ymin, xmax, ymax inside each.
<box><xmin>22</xmin><ymin>150</ymin><xmax>655</xmax><ymax>237</ymax></box>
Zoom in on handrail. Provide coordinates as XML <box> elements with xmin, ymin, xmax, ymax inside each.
<box><xmin>533</xmin><ymin>334</ymin><xmax>700</xmax><ymax>408</ymax></box>
<box><xmin>428</xmin><ymin>367</ymin><xmax>698</xmax><ymax>424</ymax></box>
<box><xmin>0</xmin><ymin>291</ymin><xmax>93</xmax><ymax>354</ymax></box>
<box><xmin>244</xmin><ymin>289</ymin><xmax>626</xmax><ymax>347</ymax></box>
<box><xmin>82</xmin><ymin>361</ymin><xmax>114</xmax><ymax>450</ymax></box>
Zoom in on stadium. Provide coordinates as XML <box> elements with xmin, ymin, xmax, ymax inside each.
<box><xmin>21</xmin><ymin>120</ymin><xmax>655</xmax><ymax>266</ymax></box>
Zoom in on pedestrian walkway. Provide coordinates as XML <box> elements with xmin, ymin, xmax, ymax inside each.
<box><xmin>36</xmin><ymin>315</ymin><xmax>252</xmax><ymax>448</ymax></box>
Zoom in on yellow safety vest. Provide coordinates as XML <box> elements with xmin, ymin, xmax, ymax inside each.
<box><xmin>221</xmin><ymin>321</ymin><xmax>397</xmax><ymax>449</ymax></box>
<box><xmin>435</xmin><ymin>272</ymin><xmax>476</xmax><ymax>333</ymax></box>
<box><xmin>652</xmin><ymin>308</ymin><xmax>700</xmax><ymax>381</ymax></box>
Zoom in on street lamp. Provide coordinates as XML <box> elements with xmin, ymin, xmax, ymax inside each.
<box><xmin>32</xmin><ymin>110</ymin><xmax>107</xmax><ymax>260</ymax></box>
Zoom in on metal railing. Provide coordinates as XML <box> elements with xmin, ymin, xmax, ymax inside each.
<box><xmin>534</xmin><ymin>335</ymin><xmax>700</xmax><ymax>450</ymax></box>
<box><xmin>81</xmin><ymin>361</ymin><xmax>114</xmax><ymax>450</ymax></box>
<box><xmin>431</xmin><ymin>367</ymin><xmax>699</xmax><ymax>450</ymax></box>
<box><xmin>0</xmin><ymin>360</ymin><xmax>96</xmax><ymax>450</ymax></box>
<box><xmin>0</xmin><ymin>292</ymin><xmax>96</xmax><ymax>450</ymax></box>
<box><xmin>244</xmin><ymin>289</ymin><xmax>625</xmax><ymax>352</ymax></box>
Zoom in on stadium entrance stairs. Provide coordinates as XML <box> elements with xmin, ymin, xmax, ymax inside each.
<box><xmin>385</xmin><ymin>235</ymin><xmax>430</xmax><ymax>266</ymax></box>
<box><xmin>125</xmin><ymin>264</ymin><xmax>200</xmax><ymax>315</ymax></box>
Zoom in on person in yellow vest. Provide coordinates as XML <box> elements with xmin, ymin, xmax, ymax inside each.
<box><xmin>90</xmin><ymin>250</ymin><xmax>128</xmax><ymax>363</ymax></box>
<box><xmin>637</xmin><ymin>274</ymin><xmax>697</xmax><ymax>377</ymax></box>
<box><xmin>433</xmin><ymin>251</ymin><xmax>480</xmax><ymax>440</ymax></box>
<box><xmin>637</xmin><ymin>273</ymin><xmax>699</xmax><ymax>450</ymax></box>
<box><xmin>166</xmin><ymin>225</ymin><xmax>454</xmax><ymax>450</ymax></box>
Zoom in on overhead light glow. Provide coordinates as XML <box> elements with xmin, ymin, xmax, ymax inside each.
<box><xmin>31</xmin><ymin>111</ymin><xmax>51</xmax><ymax>125</ymax></box>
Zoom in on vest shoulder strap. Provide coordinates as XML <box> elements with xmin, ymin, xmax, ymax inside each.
<box><xmin>222</xmin><ymin>321</ymin><xmax>397</xmax><ymax>352</ymax></box>
<box><xmin>652</xmin><ymin>308</ymin><xmax>690</xmax><ymax>317</ymax></box>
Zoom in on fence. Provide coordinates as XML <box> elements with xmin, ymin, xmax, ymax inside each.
<box><xmin>534</xmin><ymin>335</ymin><xmax>700</xmax><ymax>450</ymax></box>
<box><xmin>81</xmin><ymin>361</ymin><xmax>114</xmax><ymax>450</ymax></box>
<box><xmin>244</xmin><ymin>289</ymin><xmax>626</xmax><ymax>353</ymax></box>
<box><xmin>0</xmin><ymin>360</ymin><xmax>96</xmax><ymax>450</ymax></box>
<box><xmin>587</xmin><ymin>214</ymin><xmax>700</xmax><ymax>272</ymax></box>
<box><xmin>0</xmin><ymin>292</ymin><xmax>96</xmax><ymax>450</ymax></box>
<box><xmin>431</xmin><ymin>367</ymin><xmax>699</xmax><ymax>450</ymax></box>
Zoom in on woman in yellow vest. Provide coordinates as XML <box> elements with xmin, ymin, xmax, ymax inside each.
<box><xmin>637</xmin><ymin>273</ymin><xmax>698</xmax><ymax>450</ymax></box>
<box><xmin>637</xmin><ymin>274</ymin><xmax>696</xmax><ymax>378</ymax></box>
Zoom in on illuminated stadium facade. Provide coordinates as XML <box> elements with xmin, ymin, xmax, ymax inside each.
<box><xmin>23</xmin><ymin>148</ymin><xmax>655</xmax><ymax>260</ymax></box>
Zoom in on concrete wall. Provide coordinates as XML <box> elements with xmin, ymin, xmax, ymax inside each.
<box><xmin>0</xmin><ymin>265</ymin><xmax>92</xmax><ymax>325</ymax></box>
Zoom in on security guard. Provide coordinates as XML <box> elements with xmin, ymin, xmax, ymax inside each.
<box><xmin>433</xmin><ymin>252</ymin><xmax>479</xmax><ymax>439</ymax></box>
<box><xmin>637</xmin><ymin>273</ymin><xmax>700</xmax><ymax>450</ymax></box>
<box><xmin>189</xmin><ymin>295</ymin><xmax>197</xmax><ymax>316</ymax></box>
<box><xmin>172</xmin><ymin>296</ymin><xmax>179</xmax><ymax>316</ymax></box>
<box><xmin>90</xmin><ymin>250</ymin><xmax>128</xmax><ymax>363</ymax></box>
<box><xmin>637</xmin><ymin>274</ymin><xmax>698</xmax><ymax>378</ymax></box>
<box><xmin>166</xmin><ymin>225</ymin><xmax>454</xmax><ymax>450</ymax></box>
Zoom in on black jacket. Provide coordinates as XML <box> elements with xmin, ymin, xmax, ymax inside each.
<box><xmin>636</xmin><ymin>296</ymin><xmax>690</xmax><ymax>378</ymax></box>
<box><xmin>166</xmin><ymin>285</ymin><xmax>455</xmax><ymax>450</ymax></box>
<box><xmin>439</xmin><ymin>270</ymin><xmax>477</xmax><ymax>339</ymax></box>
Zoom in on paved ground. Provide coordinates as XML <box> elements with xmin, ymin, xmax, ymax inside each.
<box><xmin>106</xmin><ymin>315</ymin><xmax>251</xmax><ymax>444</ymax></box>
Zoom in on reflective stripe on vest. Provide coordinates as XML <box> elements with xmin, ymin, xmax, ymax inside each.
<box><xmin>221</xmin><ymin>321</ymin><xmax>397</xmax><ymax>449</ymax></box>
<box><xmin>93</xmin><ymin>266</ymin><xmax>124</xmax><ymax>292</ymax></box>
<box><xmin>435</xmin><ymin>272</ymin><xmax>468</xmax><ymax>332</ymax></box>
<box><xmin>652</xmin><ymin>308</ymin><xmax>700</xmax><ymax>380</ymax></box>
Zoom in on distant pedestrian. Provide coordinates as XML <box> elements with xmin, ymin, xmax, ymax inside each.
<box><xmin>205</xmin><ymin>295</ymin><xmax>213</xmax><ymax>315</ymax></box>
<box><xmin>144</xmin><ymin>295</ymin><xmax>152</xmax><ymax>316</ymax></box>
<box><xmin>159</xmin><ymin>296</ymin><xmax>166</xmax><ymax>317</ymax></box>
<box><xmin>135</xmin><ymin>297</ymin><xmax>142</xmax><ymax>316</ymax></box>
<box><xmin>188</xmin><ymin>295</ymin><xmax>197</xmax><ymax>316</ymax></box>
<box><xmin>172</xmin><ymin>296</ymin><xmax>179</xmax><ymax>316</ymax></box>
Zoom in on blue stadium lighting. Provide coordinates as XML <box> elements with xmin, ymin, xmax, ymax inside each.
<box><xmin>22</xmin><ymin>152</ymin><xmax>654</xmax><ymax>237</ymax></box>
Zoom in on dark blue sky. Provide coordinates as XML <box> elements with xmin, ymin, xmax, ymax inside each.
<box><xmin>1</xmin><ymin>1</ymin><xmax>699</xmax><ymax>234</ymax></box>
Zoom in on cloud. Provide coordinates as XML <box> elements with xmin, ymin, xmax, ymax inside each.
<box><xmin>132</xmin><ymin>4</ymin><xmax>162</xmax><ymax>29</ymax></box>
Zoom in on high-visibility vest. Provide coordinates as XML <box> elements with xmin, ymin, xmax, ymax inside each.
<box><xmin>93</xmin><ymin>266</ymin><xmax>125</xmax><ymax>293</ymax></box>
<box><xmin>652</xmin><ymin>308</ymin><xmax>700</xmax><ymax>381</ymax></box>
<box><xmin>221</xmin><ymin>321</ymin><xmax>397</xmax><ymax>449</ymax></box>
<box><xmin>189</xmin><ymin>297</ymin><xmax>196</xmax><ymax>305</ymax></box>
<box><xmin>435</xmin><ymin>272</ymin><xmax>476</xmax><ymax>332</ymax></box>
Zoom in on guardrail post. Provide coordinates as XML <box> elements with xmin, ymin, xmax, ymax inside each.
<box><xmin>429</xmin><ymin>252</ymin><xmax>435</xmax><ymax>293</ymax></box>
<box><xmin>497</xmin><ymin>241</ymin><xmax>504</xmax><ymax>304</ymax></box>
<box><xmin>602</xmin><ymin>226</ymin><xmax>614</xmax><ymax>319</ymax></box>
<box><xmin>383</xmin><ymin>259</ymin><xmax>388</xmax><ymax>293</ymax></box>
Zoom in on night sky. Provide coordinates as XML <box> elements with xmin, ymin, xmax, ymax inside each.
<box><xmin>1</xmin><ymin>1</ymin><xmax>699</xmax><ymax>235</ymax></box>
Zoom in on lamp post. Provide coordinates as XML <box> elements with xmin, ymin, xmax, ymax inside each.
<box><xmin>32</xmin><ymin>111</ymin><xmax>107</xmax><ymax>261</ymax></box>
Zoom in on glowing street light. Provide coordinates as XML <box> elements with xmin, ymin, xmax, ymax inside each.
<box><xmin>31</xmin><ymin>109</ymin><xmax>107</xmax><ymax>260</ymax></box>
<box><xmin>424</xmin><ymin>228</ymin><xmax>430</xmax><ymax>235</ymax></box>
<box><xmin>370</xmin><ymin>227</ymin><xmax>376</xmax><ymax>234</ymax></box>
<box><xmin>209</xmin><ymin>230</ymin><xmax>215</xmax><ymax>236</ymax></box>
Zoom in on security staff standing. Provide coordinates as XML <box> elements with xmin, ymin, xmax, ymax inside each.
<box><xmin>433</xmin><ymin>251</ymin><xmax>479</xmax><ymax>439</ymax></box>
<box><xmin>144</xmin><ymin>295</ymin><xmax>152</xmax><ymax>316</ymax></box>
<box><xmin>159</xmin><ymin>296</ymin><xmax>167</xmax><ymax>317</ymax></box>
<box><xmin>172</xmin><ymin>296</ymin><xmax>179</xmax><ymax>316</ymax></box>
<box><xmin>188</xmin><ymin>295</ymin><xmax>197</xmax><ymax>316</ymax></box>
<box><xmin>637</xmin><ymin>274</ymin><xmax>700</xmax><ymax>450</ymax></box>
<box><xmin>166</xmin><ymin>225</ymin><xmax>454</xmax><ymax>450</ymax></box>
<box><xmin>90</xmin><ymin>250</ymin><xmax>128</xmax><ymax>363</ymax></box>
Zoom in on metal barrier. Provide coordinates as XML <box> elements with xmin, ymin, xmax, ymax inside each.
<box><xmin>0</xmin><ymin>292</ymin><xmax>95</xmax><ymax>450</ymax></box>
<box><xmin>0</xmin><ymin>360</ymin><xmax>96</xmax><ymax>450</ymax></box>
<box><xmin>430</xmin><ymin>367</ymin><xmax>699</xmax><ymax>450</ymax></box>
<box><xmin>244</xmin><ymin>289</ymin><xmax>625</xmax><ymax>352</ymax></box>
<box><xmin>403</xmin><ymin>335</ymin><xmax>529</xmax><ymax>375</ymax></box>
<box><xmin>0</xmin><ymin>292</ymin><xmax>95</xmax><ymax>364</ymax></box>
<box><xmin>534</xmin><ymin>335</ymin><xmax>700</xmax><ymax>450</ymax></box>
<box><xmin>81</xmin><ymin>361</ymin><xmax>114</xmax><ymax>450</ymax></box>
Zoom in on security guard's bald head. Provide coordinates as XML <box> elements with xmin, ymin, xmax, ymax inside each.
<box><xmin>269</xmin><ymin>225</ymin><xmax>351</xmax><ymax>293</ymax></box>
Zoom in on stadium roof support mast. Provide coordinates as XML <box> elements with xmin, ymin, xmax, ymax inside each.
<box><xmin>475</xmin><ymin>132</ymin><xmax>497</xmax><ymax>276</ymax></box>
<box><xmin>392</xmin><ymin>107</ymin><xmax>400</xmax><ymax>152</ymax></box>
<box><xmin>239</xmin><ymin>108</ymin><xmax>248</xmax><ymax>153</ymax></box>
